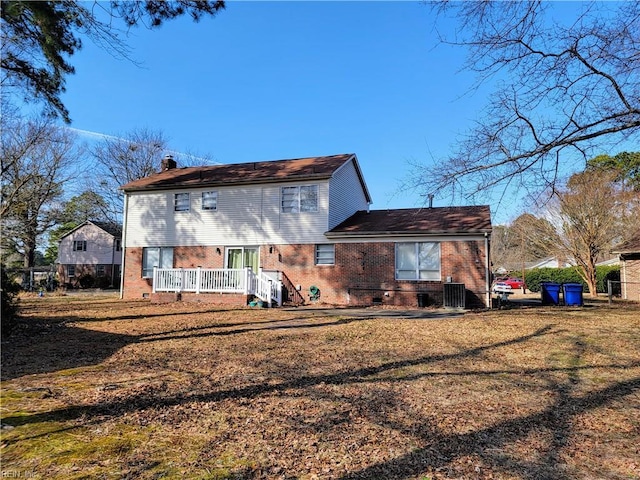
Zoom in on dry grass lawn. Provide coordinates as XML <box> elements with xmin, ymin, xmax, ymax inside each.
<box><xmin>1</xmin><ymin>295</ymin><xmax>639</xmax><ymax>479</ymax></box>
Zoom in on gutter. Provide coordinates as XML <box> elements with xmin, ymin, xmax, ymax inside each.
<box><xmin>121</xmin><ymin>173</ymin><xmax>335</xmax><ymax>193</ymax></box>
<box><xmin>485</xmin><ymin>232</ymin><xmax>491</xmax><ymax>308</ymax></box>
<box><xmin>119</xmin><ymin>193</ymin><xmax>129</xmax><ymax>299</ymax></box>
<box><xmin>324</xmin><ymin>230</ymin><xmax>492</xmax><ymax>239</ymax></box>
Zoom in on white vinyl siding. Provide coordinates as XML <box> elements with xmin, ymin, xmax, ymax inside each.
<box><xmin>125</xmin><ymin>183</ymin><xmax>331</xmax><ymax>247</ymax></box>
<box><xmin>328</xmin><ymin>159</ymin><xmax>370</xmax><ymax>229</ymax></box>
<box><xmin>58</xmin><ymin>224</ymin><xmax>121</xmax><ymax>266</ymax></box>
<box><xmin>395</xmin><ymin>242</ymin><xmax>441</xmax><ymax>280</ymax></box>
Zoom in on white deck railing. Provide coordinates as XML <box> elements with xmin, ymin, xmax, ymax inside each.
<box><xmin>152</xmin><ymin>267</ymin><xmax>282</xmax><ymax>306</ymax></box>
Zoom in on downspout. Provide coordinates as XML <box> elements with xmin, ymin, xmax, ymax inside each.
<box><xmin>110</xmin><ymin>230</ymin><xmax>116</xmax><ymax>289</ymax></box>
<box><xmin>119</xmin><ymin>193</ymin><xmax>129</xmax><ymax>299</ymax></box>
<box><xmin>485</xmin><ymin>232</ymin><xmax>491</xmax><ymax>308</ymax></box>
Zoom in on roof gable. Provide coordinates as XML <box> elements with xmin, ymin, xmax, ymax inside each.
<box><xmin>120</xmin><ymin>153</ymin><xmax>361</xmax><ymax>193</ymax></box>
<box><xmin>59</xmin><ymin>220</ymin><xmax>121</xmax><ymax>240</ymax></box>
<box><xmin>327</xmin><ymin>206</ymin><xmax>492</xmax><ymax>236</ymax></box>
<box><xmin>611</xmin><ymin>229</ymin><xmax>640</xmax><ymax>254</ymax></box>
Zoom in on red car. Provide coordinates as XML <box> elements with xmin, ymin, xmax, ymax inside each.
<box><xmin>498</xmin><ymin>277</ymin><xmax>524</xmax><ymax>289</ymax></box>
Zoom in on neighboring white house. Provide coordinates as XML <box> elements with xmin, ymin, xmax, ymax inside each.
<box><xmin>56</xmin><ymin>221</ymin><xmax>122</xmax><ymax>288</ymax></box>
<box><xmin>119</xmin><ymin>153</ymin><xmax>493</xmax><ymax>308</ymax></box>
<box><xmin>526</xmin><ymin>257</ymin><xmax>575</xmax><ymax>269</ymax></box>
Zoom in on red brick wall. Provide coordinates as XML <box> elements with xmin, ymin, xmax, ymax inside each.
<box><xmin>261</xmin><ymin>241</ymin><xmax>488</xmax><ymax>307</ymax></box>
<box><xmin>57</xmin><ymin>264</ymin><xmax>117</xmax><ymax>288</ymax></box>
<box><xmin>122</xmin><ymin>245</ymin><xmax>226</xmax><ymax>299</ymax></box>
<box><xmin>123</xmin><ymin>239</ymin><xmax>489</xmax><ymax>307</ymax></box>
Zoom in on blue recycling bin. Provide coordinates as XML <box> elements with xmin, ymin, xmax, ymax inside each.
<box><xmin>541</xmin><ymin>282</ymin><xmax>561</xmax><ymax>305</ymax></box>
<box><xmin>563</xmin><ymin>283</ymin><xmax>584</xmax><ymax>306</ymax></box>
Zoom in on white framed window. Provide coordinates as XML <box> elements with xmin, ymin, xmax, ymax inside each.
<box><xmin>395</xmin><ymin>242</ymin><xmax>441</xmax><ymax>280</ymax></box>
<box><xmin>225</xmin><ymin>247</ymin><xmax>259</xmax><ymax>272</ymax></box>
<box><xmin>73</xmin><ymin>240</ymin><xmax>87</xmax><ymax>251</ymax></box>
<box><xmin>174</xmin><ymin>193</ymin><xmax>190</xmax><ymax>212</ymax></box>
<box><xmin>142</xmin><ymin>247</ymin><xmax>174</xmax><ymax>278</ymax></box>
<box><xmin>202</xmin><ymin>191</ymin><xmax>218</xmax><ymax>211</ymax></box>
<box><xmin>96</xmin><ymin>265</ymin><xmax>106</xmax><ymax>276</ymax></box>
<box><xmin>315</xmin><ymin>244</ymin><xmax>335</xmax><ymax>265</ymax></box>
<box><xmin>67</xmin><ymin>265</ymin><xmax>76</xmax><ymax>277</ymax></box>
<box><xmin>281</xmin><ymin>185</ymin><xmax>318</xmax><ymax>213</ymax></box>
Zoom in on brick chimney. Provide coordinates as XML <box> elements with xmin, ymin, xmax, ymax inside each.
<box><xmin>160</xmin><ymin>154</ymin><xmax>177</xmax><ymax>171</ymax></box>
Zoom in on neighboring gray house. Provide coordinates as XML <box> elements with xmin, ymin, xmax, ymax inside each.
<box><xmin>56</xmin><ymin>221</ymin><xmax>122</xmax><ymax>288</ymax></box>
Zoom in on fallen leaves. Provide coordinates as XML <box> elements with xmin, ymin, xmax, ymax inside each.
<box><xmin>1</xmin><ymin>296</ymin><xmax>639</xmax><ymax>479</ymax></box>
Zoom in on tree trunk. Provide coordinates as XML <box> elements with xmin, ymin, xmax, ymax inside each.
<box><xmin>580</xmin><ymin>264</ymin><xmax>599</xmax><ymax>298</ymax></box>
<box><xmin>23</xmin><ymin>238</ymin><xmax>36</xmax><ymax>268</ymax></box>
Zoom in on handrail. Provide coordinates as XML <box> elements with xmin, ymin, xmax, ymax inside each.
<box><xmin>152</xmin><ymin>267</ymin><xmax>283</xmax><ymax>306</ymax></box>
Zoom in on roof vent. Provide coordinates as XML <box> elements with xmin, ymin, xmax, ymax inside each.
<box><xmin>161</xmin><ymin>154</ymin><xmax>177</xmax><ymax>171</ymax></box>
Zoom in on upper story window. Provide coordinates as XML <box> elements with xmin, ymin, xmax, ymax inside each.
<box><xmin>73</xmin><ymin>240</ymin><xmax>87</xmax><ymax>251</ymax></box>
<box><xmin>202</xmin><ymin>191</ymin><xmax>218</xmax><ymax>211</ymax></box>
<box><xmin>315</xmin><ymin>244</ymin><xmax>335</xmax><ymax>265</ymax></box>
<box><xmin>174</xmin><ymin>193</ymin><xmax>190</xmax><ymax>212</ymax></box>
<box><xmin>395</xmin><ymin>242</ymin><xmax>441</xmax><ymax>281</ymax></box>
<box><xmin>115</xmin><ymin>239</ymin><xmax>122</xmax><ymax>251</ymax></box>
<box><xmin>281</xmin><ymin>185</ymin><xmax>318</xmax><ymax>213</ymax></box>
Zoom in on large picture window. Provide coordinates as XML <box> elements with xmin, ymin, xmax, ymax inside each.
<box><xmin>395</xmin><ymin>242</ymin><xmax>441</xmax><ymax>280</ymax></box>
<box><xmin>281</xmin><ymin>185</ymin><xmax>318</xmax><ymax>213</ymax></box>
<box><xmin>142</xmin><ymin>247</ymin><xmax>174</xmax><ymax>278</ymax></box>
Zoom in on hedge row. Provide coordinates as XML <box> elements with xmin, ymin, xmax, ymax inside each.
<box><xmin>519</xmin><ymin>265</ymin><xmax>620</xmax><ymax>293</ymax></box>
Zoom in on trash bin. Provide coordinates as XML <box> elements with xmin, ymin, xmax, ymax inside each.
<box><xmin>417</xmin><ymin>293</ymin><xmax>428</xmax><ymax>308</ymax></box>
<box><xmin>563</xmin><ymin>283</ymin><xmax>584</xmax><ymax>306</ymax></box>
<box><xmin>541</xmin><ymin>282</ymin><xmax>561</xmax><ymax>305</ymax></box>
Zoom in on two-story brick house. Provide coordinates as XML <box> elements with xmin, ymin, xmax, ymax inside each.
<box><xmin>57</xmin><ymin>221</ymin><xmax>122</xmax><ymax>288</ymax></box>
<box><xmin>120</xmin><ymin>153</ymin><xmax>492</xmax><ymax>308</ymax></box>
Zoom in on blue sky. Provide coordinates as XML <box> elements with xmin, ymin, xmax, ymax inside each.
<box><xmin>58</xmin><ymin>1</ymin><xmax>578</xmax><ymax>224</ymax></box>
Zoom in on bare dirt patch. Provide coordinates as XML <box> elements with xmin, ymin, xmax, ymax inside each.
<box><xmin>2</xmin><ymin>296</ymin><xmax>639</xmax><ymax>479</ymax></box>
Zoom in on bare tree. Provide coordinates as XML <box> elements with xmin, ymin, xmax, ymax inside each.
<box><xmin>407</xmin><ymin>2</ymin><xmax>640</xmax><ymax>203</ymax></box>
<box><xmin>89</xmin><ymin>128</ymin><xmax>168</xmax><ymax>221</ymax></box>
<box><xmin>1</xmin><ymin>116</ymin><xmax>81</xmax><ymax>267</ymax></box>
<box><xmin>545</xmin><ymin>170</ymin><xmax>630</xmax><ymax>296</ymax></box>
<box><xmin>491</xmin><ymin>215</ymin><xmax>560</xmax><ymax>275</ymax></box>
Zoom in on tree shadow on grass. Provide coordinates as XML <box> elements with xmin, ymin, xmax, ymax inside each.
<box><xmin>3</xmin><ymin>322</ymin><xmax>638</xmax><ymax>478</ymax></box>
<box><xmin>3</xmin><ymin>325</ymin><xmax>556</xmax><ymax>422</ymax></box>
<box><xmin>1</xmin><ymin>311</ymin><xmax>379</xmax><ymax>380</ymax></box>
<box><xmin>335</xmin><ymin>377</ymin><xmax>640</xmax><ymax>479</ymax></box>
<box><xmin>1</xmin><ymin>323</ymin><xmax>138</xmax><ymax>381</ymax></box>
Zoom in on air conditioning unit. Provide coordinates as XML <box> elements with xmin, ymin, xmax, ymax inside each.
<box><xmin>443</xmin><ymin>283</ymin><xmax>465</xmax><ymax>309</ymax></box>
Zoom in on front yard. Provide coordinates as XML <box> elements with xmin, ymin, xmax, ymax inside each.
<box><xmin>1</xmin><ymin>296</ymin><xmax>639</xmax><ymax>479</ymax></box>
